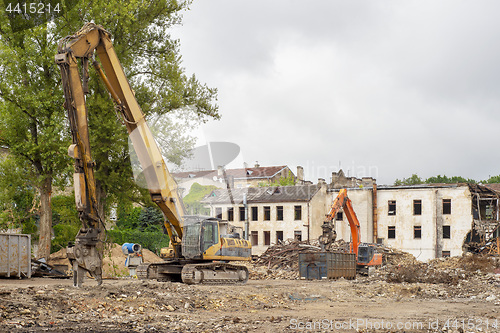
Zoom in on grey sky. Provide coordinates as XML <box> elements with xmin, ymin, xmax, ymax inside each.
<box><xmin>172</xmin><ymin>0</ymin><xmax>500</xmax><ymax>185</ymax></box>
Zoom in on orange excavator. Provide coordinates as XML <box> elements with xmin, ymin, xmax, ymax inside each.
<box><xmin>319</xmin><ymin>189</ymin><xmax>382</xmax><ymax>274</ymax></box>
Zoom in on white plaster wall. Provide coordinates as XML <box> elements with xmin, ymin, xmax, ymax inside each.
<box><xmin>329</xmin><ymin>188</ymin><xmax>373</xmax><ymax>244</ymax></box>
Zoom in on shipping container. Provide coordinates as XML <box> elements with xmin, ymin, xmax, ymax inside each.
<box><xmin>299</xmin><ymin>252</ymin><xmax>356</xmax><ymax>280</ymax></box>
<box><xmin>0</xmin><ymin>233</ymin><xmax>31</xmax><ymax>278</ymax></box>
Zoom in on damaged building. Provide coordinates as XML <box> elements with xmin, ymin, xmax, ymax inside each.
<box><xmin>200</xmin><ymin>183</ymin><xmax>328</xmax><ymax>255</ymax></box>
<box><xmin>199</xmin><ymin>166</ymin><xmax>500</xmax><ymax>260</ymax></box>
<box><xmin>332</xmin><ymin>182</ymin><xmax>500</xmax><ymax>262</ymax></box>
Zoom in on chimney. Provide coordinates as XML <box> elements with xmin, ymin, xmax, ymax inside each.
<box><xmin>297</xmin><ymin>166</ymin><xmax>304</xmax><ymax>184</ymax></box>
<box><xmin>217</xmin><ymin>165</ymin><xmax>223</xmax><ymax>177</ymax></box>
<box><xmin>254</xmin><ymin>161</ymin><xmax>260</xmax><ymax>168</ymax></box>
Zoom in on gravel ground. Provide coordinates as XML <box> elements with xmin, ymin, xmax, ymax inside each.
<box><xmin>0</xmin><ymin>269</ymin><xmax>499</xmax><ymax>333</ymax></box>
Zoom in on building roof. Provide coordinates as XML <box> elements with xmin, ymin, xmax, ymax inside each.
<box><xmin>201</xmin><ymin>184</ymin><xmax>321</xmax><ymax>205</ymax></box>
<box><xmin>172</xmin><ymin>165</ymin><xmax>290</xmax><ymax>181</ymax></box>
<box><xmin>483</xmin><ymin>183</ymin><xmax>500</xmax><ymax>194</ymax></box>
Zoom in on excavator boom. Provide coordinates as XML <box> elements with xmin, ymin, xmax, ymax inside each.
<box><xmin>56</xmin><ymin>23</ymin><xmax>185</xmax><ymax>286</ymax></box>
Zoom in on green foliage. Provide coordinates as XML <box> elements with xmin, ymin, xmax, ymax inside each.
<box><xmin>112</xmin><ymin>204</ymin><xmax>168</xmax><ymax>253</ymax></box>
<box><xmin>51</xmin><ymin>223</ymin><xmax>80</xmax><ymax>253</ymax></box>
<box><xmin>0</xmin><ymin>156</ymin><xmax>38</xmax><ymax>231</ymax></box>
<box><xmin>107</xmin><ymin>229</ymin><xmax>169</xmax><ymax>255</ymax></box>
<box><xmin>50</xmin><ymin>193</ymin><xmax>80</xmax><ymax>253</ymax></box>
<box><xmin>116</xmin><ymin>205</ymin><xmax>164</xmax><ymax>232</ymax></box>
<box><xmin>183</xmin><ymin>182</ymin><xmax>218</xmax><ymax>215</ymax></box>
<box><xmin>483</xmin><ymin>175</ymin><xmax>500</xmax><ymax>183</ymax></box>
<box><xmin>425</xmin><ymin>175</ymin><xmax>476</xmax><ymax>184</ymax></box>
<box><xmin>0</xmin><ymin>1</ymin><xmax>220</xmax><ymax>253</ymax></box>
<box><xmin>394</xmin><ymin>174</ymin><xmax>477</xmax><ymax>185</ymax></box>
<box><xmin>259</xmin><ymin>170</ymin><xmax>296</xmax><ymax>187</ymax></box>
<box><xmin>394</xmin><ymin>174</ymin><xmax>423</xmax><ymax>186</ymax></box>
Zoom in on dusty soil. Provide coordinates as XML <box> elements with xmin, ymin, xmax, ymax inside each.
<box><xmin>0</xmin><ymin>272</ymin><xmax>499</xmax><ymax>333</ymax></box>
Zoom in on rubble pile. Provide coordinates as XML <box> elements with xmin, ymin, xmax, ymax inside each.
<box><xmin>47</xmin><ymin>243</ymin><xmax>162</xmax><ymax>278</ymax></box>
<box><xmin>249</xmin><ymin>239</ymin><xmax>321</xmax><ymax>280</ymax></box>
<box><xmin>381</xmin><ymin>253</ymin><xmax>500</xmax><ymax>284</ymax></box>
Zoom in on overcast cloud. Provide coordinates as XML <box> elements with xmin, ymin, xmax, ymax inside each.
<box><xmin>171</xmin><ymin>0</ymin><xmax>500</xmax><ymax>185</ymax></box>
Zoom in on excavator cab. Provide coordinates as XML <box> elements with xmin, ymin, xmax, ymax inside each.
<box><xmin>182</xmin><ymin>216</ymin><xmax>216</xmax><ymax>259</ymax></box>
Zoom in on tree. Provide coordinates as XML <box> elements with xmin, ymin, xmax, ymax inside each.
<box><xmin>393</xmin><ymin>174</ymin><xmax>476</xmax><ymax>185</ymax></box>
<box><xmin>0</xmin><ymin>21</ymin><xmax>70</xmax><ymax>258</ymax></box>
<box><xmin>394</xmin><ymin>174</ymin><xmax>423</xmax><ymax>186</ymax></box>
<box><xmin>0</xmin><ymin>0</ymin><xmax>219</xmax><ymax>257</ymax></box>
<box><xmin>483</xmin><ymin>175</ymin><xmax>500</xmax><ymax>183</ymax></box>
<box><xmin>259</xmin><ymin>171</ymin><xmax>296</xmax><ymax>187</ymax></box>
<box><xmin>183</xmin><ymin>182</ymin><xmax>219</xmax><ymax>215</ymax></box>
<box><xmin>425</xmin><ymin>175</ymin><xmax>475</xmax><ymax>184</ymax></box>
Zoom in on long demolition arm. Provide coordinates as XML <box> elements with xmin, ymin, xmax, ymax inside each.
<box><xmin>325</xmin><ymin>189</ymin><xmax>361</xmax><ymax>256</ymax></box>
<box><xmin>55</xmin><ymin>23</ymin><xmax>185</xmax><ymax>286</ymax></box>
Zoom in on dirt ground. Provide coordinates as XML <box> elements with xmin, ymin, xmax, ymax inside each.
<box><xmin>0</xmin><ymin>271</ymin><xmax>499</xmax><ymax>333</ymax></box>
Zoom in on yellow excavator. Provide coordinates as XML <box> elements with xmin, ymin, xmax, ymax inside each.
<box><xmin>55</xmin><ymin>23</ymin><xmax>251</xmax><ymax>286</ymax></box>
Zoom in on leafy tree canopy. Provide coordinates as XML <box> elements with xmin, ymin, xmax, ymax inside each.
<box><xmin>394</xmin><ymin>174</ymin><xmax>477</xmax><ymax>185</ymax></box>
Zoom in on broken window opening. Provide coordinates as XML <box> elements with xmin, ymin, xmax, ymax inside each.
<box><xmin>239</xmin><ymin>206</ymin><xmax>245</xmax><ymax>221</ymax></box>
<box><xmin>264</xmin><ymin>231</ymin><xmax>271</xmax><ymax>245</ymax></box>
<box><xmin>442</xmin><ymin>251</ymin><xmax>451</xmax><ymax>258</ymax></box>
<box><xmin>336</xmin><ymin>211</ymin><xmax>343</xmax><ymax>221</ymax></box>
<box><xmin>251</xmin><ymin>231</ymin><xmax>258</xmax><ymax>246</ymax></box>
<box><xmin>227</xmin><ymin>207</ymin><xmax>234</xmax><ymax>221</ymax></box>
<box><xmin>388</xmin><ymin>226</ymin><xmax>396</xmax><ymax>239</ymax></box>
<box><xmin>413</xmin><ymin>200</ymin><xmax>422</xmax><ymax>215</ymax></box>
<box><xmin>276</xmin><ymin>230</ymin><xmax>284</xmax><ymax>243</ymax></box>
<box><xmin>294</xmin><ymin>205</ymin><xmax>302</xmax><ymax>220</ymax></box>
<box><xmin>251</xmin><ymin>206</ymin><xmax>258</xmax><ymax>221</ymax></box>
<box><xmin>414</xmin><ymin>226</ymin><xmax>422</xmax><ymax>239</ymax></box>
<box><xmin>277</xmin><ymin>206</ymin><xmax>284</xmax><ymax>221</ymax></box>
<box><xmin>215</xmin><ymin>207</ymin><xmax>222</xmax><ymax>219</ymax></box>
<box><xmin>443</xmin><ymin>225</ymin><xmax>451</xmax><ymax>239</ymax></box>
<box><xmin>443</xmin><ymin>199</ymin><xmax>451</xmax><ymax>215</ymax></box>
<box><xmin>264</xmin><ymin>206</ymin><xmax>270</xmax><ymax>221</ymax></box>
<box><xmin>388</xmin><ymin>200</ymin><xmax>396</xmax><ymax>216</ymax></box>
<box><xmin>294</xmin><ymin>230</ymin><xmax>302</xmax><ymax>241</ymax></box>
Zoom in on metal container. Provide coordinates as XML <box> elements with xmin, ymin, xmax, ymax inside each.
<box><xmin>299</xmin><ymin>252</ymin><xmax>327</xmax><ymax>279</ymax></box>
<box><xmin>0</xmin><ymin>233</ymin><xmax>31</xmax><ymax>278</ymax></box>
<box><xmin>326</xmin><ymin>252</ymin><xmax>356</xmax><ymax>280</ymax></box>
<box><xmin>299</xmin><ymin>252</ymin><xmax>356</xmax><ymax>280</ymax></box>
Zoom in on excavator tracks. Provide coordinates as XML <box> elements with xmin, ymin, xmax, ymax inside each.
<box><xmin>136</xmin><ymin>261</ymin><xmax>249</xmax><ymax>285</ymax></box>
<box><xmin>181</xmin><ymin>263</ymin><xmax>249</xmax><ymax>285</ymax></box>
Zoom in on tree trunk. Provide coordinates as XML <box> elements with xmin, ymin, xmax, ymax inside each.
<box><xmin>96</xmin><ymin>180</ymin><xmax>107</xmax><ymax>229</ymax></box>
<box><xmin>37</xmin><ymin>176</ymin><xmax>52</xmax><ymax>259</ymax></box>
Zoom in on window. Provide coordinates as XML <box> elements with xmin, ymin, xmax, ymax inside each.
<box><xmin>443</xmin><ymin>199</ymin><xmax>451</xmax><ymax>215</ymax></box>
<box><xmin>336</xmin><ymin>211</ymin><xmax>343</xmax><ymax>221</ymax></box>
<box><xmin>413</xmin><ymin>200</ymin><xmax>422</xmax><ymax>215</ymax></box>
<box><xmin>294</xmin><ymin>206</ymin><xmax>302</xmax><ymax>220</ymax></box>
<box><xmin>442</xmin><ymin>251</ymin><xmax>451</xmax><ymax>258</ymax></box>
<box><xmin>277</xmin><ymin>206</ymin><xmax>284</xmax><ymax>221</ymax></box>
<box><xmin>264</xmin><ymin>206</ymin><xmax>271</xmax><ymax>221</ymax></box>
<box><xmin>251</xmin><ymin>231</ymin><xmax>258</xmax><ymax>246</ymax></box>
<box><xmin>414</xmin><ymin>226</ymin><xmax>422</xmax><ymax>239</ymax></box>
<box><xmin>276</xmin><ymin>231</ymin><xmax>283</xmax><ymax>243</ymax></box>
<box><xmin>294</xmin><ymin>230</ymin><xmax>302</xmax><ymax>241</ymax></box>
<box><xmin>251</xmin><ymin>206</ymin><xmax>258</xmax><ymax>221</ymax></box>
<box><xmin>388</xmin><ymin>200</ymin><xmax>396</xmax><ymax>216</ymax></box>
<box><xmin>227</xmin><ymin>207</ymin><xmax>234</xmax><ymax>221</ymax></box>
<box><xmin>264</xmin><ymin>231</ymin><xmax>271</xmax><ymax>245</ymax></box>
<box><xmin>239</xmin><ymin>206</ymin><xmax>245</xmax><ymax>221</ymax></box>
<box><xmin>215</xmin><ymin>207</ymin><xmax>222</xmax><ymax>219</ymax></box>
<box><xmin>388</xmin><ymin>226</ymin><xmax>396</xmax><ymax>239</ymax></box>
<box><xmin>443</xmin><ymin>225</ymin><xmax>451</xmax><ymax>239</ymax></box>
